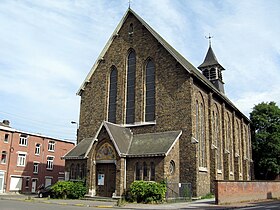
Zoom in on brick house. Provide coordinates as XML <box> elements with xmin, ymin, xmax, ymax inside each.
<box><xmin>63</xmin><ymin>8</ymin><xmax>252</xmax><ymax>197</ymax></box>
<box><xmin>0</xmin><ymin>120</ymin><xmax>75</xmax><ymax>193</ymax></box>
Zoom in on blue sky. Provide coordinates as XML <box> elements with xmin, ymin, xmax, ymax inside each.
<box><xmin>0</xmin><ymin>0</ymin><xmax>279</xmax><ymax>142</ymax></box>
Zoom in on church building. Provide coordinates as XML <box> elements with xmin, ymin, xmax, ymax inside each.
<box><xmin>63</xmin><ymin>8</ymin><xmax>252</xmax><ymax>197</ymax></box>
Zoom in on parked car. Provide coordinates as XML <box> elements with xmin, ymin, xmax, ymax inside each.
<box><xmin>37</xmin><ymin>185</ymin><xmax>53</xmax><ymax>198</ymax></box>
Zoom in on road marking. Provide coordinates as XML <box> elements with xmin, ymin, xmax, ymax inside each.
<box><xmin>239</xmin><ymin>206</ymin><xmax>265</xmax><ymax>209</ymax></box>
<box><xmin>96</xmin><ymin>206</ymin><xmax>113</xmax><ymax>208</ymax></box>
<box><xmin>74</xmin><ymin>203</ymin><xmax>85</xmax><ymax>206</ymax></box>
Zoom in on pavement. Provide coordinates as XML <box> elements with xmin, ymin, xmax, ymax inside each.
<box><xmin>0</xmin><ymin>193</ymin><xmax>275</xmax><ymax>209</ymax></box>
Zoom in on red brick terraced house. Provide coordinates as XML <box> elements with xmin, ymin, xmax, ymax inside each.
<box><xmin>0</xmin><ymin>120</ymin><xmax>75</xmax><ymax>193</ymax></box>
<box><xmin>63</xmin><ymin>8</ymin><xmax>252</xmax><ymax>198</ymax></box>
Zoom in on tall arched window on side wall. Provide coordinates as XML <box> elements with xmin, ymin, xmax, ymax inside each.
<box><xmin>108</xmin><ymin>66</ymin><xmax>118</xmax><ymax>123</ymax></box>
<box><xmin>145</xmin><ymin>59</ymin><xmax>155</xmax><ymax>122</ymax></box>
<box><xmin>216</xmin><ymin>112</ymin><xmax>222</xmax><ymax>171</ymax></box>
<box><xmin>199</xmin><ymin>103</ymin><xmax>206</xmax><ymax>168</ymax></box>
<box><xmin>195</xmin><ymin>101</ymin><xmax>199</xmax><ymax>141</ymax></box>
<box><xmin>126</xmin><ymin>50</ymin><xmax>136</xmax><ymax>124</ymax></box>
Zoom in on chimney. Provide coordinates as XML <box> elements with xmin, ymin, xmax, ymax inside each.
<box><xmin>2</xmin><ymin>120</ymin><xmax>10</xmax><ymax>126</ymax></box>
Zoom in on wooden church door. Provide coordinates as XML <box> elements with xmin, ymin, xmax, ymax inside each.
<box><xmin>96</xmin><ymin>163</ymin><xmax>116</xmax><ymax>197</ymax></box>
<box><xmin>95</xmin><ymin>142</ymin><xmax>117</xmax><ymax>197</ymax></box>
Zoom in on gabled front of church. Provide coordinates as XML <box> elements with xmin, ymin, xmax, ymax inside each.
<box><xmin>63</xmin><ymin>8</ymin><xmax>252</xmax><ymax>197</ymax></box>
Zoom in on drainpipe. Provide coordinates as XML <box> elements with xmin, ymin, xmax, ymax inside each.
<box><xmin>124</xmin><ymin>158</ymin><xmax>126</xmax><ymax>191</ymax></box>
<box><xmin>5</xmin><ymin>132</ymin><xmax>14</xmax><ymax>192</ymax></box>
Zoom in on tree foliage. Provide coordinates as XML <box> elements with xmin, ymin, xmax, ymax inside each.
<box><xmin>250</xmin><ymin>102</ymin><xmax>280</xmax><ymax>179</ymax></box>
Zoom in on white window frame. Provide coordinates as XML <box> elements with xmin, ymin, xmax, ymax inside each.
<box><xmin>17</xmin><ymin>153</ymin><xmax>26</xmax><ymax>167</ymax></box>
<box><xmin>35</xmin><ymin>143</ymin><xmax>41</xmax><ymax>155</ymax></box>
<box><xmin>33</xmin><ymin>162</ymin><xmax>39</xmax><ymax>174</ymax></box>
<box><xmin>46</xmin><ymin>156</ymin><xmax>54</xmax><ymax>170</ymax></box>
<box><xmin>19</xmin><ymin>135</ymin><xmax>28</xmax><ymax>146</ymax></box>
<box><xmin>48</xmin><ymin>141</ymin><xmax>55</xmax><ymax>152</ymax></box>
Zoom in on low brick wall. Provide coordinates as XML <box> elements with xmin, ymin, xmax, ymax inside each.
<box><xmin>215</xmin><ymin>180</ymin><xmax>280</xmax><ymax>205</ymax></box>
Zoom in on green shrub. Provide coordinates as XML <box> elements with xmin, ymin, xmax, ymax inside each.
<box><xmin>129</xmin><ymin>180</ymin><xmax>166</xmax><ymax>203</ymax></box>
<box><xmin>51</xmin><ymin>181</ymin><xmax>87</xmax><ymax>199</ymax></box>
<box><xmin>69</xmin><ymin>181</ymin><xmax>87</xmax><ymax>199</ymax></box>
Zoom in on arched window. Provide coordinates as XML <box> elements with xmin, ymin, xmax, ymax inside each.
<box><xmin>145</xmin><ymin>59</ymin><xmax>155</xmax><ymax>122</ymax></box>
<box><xmin>70</xmin><ymin>164</ymin><xmax>75</xmax><ymax>180</ymax></box>
<box><xmin>150</xmin><ymin>162</ymin><xmax>155</xmax><ymax>181</ymax></box>
<box><xmin>76</xmin><ymin>164</ymin><xmax>80</xmax><ymax>179</ymax></box>
<box><xmin>143</xmin><ymin>162</ymin><xmax>148</xmax><ymax>180</ymax></box>
<box><xmin>81</xmin><ymin>163</ymin><xmax>85</xmax><ymax>179</ymax></box>
<box><xmin>227</xmin><ymin>116</ymin><xmax>233</xmax><ymax>173</ymax></box>
<box><xmin>236</xmin><ymin>121</ymin><xmax>242</xmax><ymax>175</ymax></box>
<box><xmin>247</xmin><ymin>127</ymin><xmax>251</xmax><ymax>160</ymax></box>
<box><xmin>215</xmin><ymin>112</ymin><xmax>222</xmax><ymax>171</ymax></box>
<box><xmin>195</xmin><ymin>101</ymin><xmax>199</xmax><ymax>141</ymax></box>
<box><xmin>129</xmin><ymin>23</ymin><xmax>134</xmax><ymax>36</ymax></box>
<box><xmin>199</xmin><ymin>103</ymin><xmax>206</xmax><ymax>168</ymax></box>
<box><xmin>108</xmin><ymin>66</ymin><xmax>117</xmax><ymax>123</ymax></box>
<box><xmin>135</xmin><ymin>162</ymin><xmax>141</xmax><ymax>180</ymax></box>
<box><xmin>126</xmin><ymin>50</ymin><xmax>136</xmax><ymax>124</ymax></box>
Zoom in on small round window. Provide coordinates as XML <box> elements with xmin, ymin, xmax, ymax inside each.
<box><xmin>169</xmin><ymin>160</ymin><xmax>175</xmax><ymax>174</ymax></box>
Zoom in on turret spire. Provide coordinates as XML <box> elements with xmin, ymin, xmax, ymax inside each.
<box><xmin>198</xmin><ymin>36</ymin><xmax>225</xmax><ymax>93</ymax></box>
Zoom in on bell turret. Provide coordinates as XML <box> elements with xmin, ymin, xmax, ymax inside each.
<box><xmin>198</xmin><ymin>39</ymin><xmax>225</xmax><ymax>93</ymax></box>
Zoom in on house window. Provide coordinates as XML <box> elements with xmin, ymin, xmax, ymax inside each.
<box><xmin>48</xmin><ymin>141</ymin><xmax>55</xmax><ymax>151</ymax></box>
<box><xmin>150</xmin><ymin>162</ymin><xmax>155</xmax><ymax>181</ymax></box>
<box><xmin>25</xmin><ymin>177</ymin><xmax>30</xmax><ymax>188</ymax></box>
<box><xmin>108</xmin><ymin>66</ymin><xmax>118</xmax><ymax>123</ymax></box>
<box><xmin>33</xmin><ymin>162</ymin><xmax>39</xmax><ymax>174</ymax></box>
<box><xmin>17</xmin><ymin>153</ymin><xmax>26</xmax><ymax>166</ymax></box>
<box><xmin>135</xmin><ymin>162</ymin><xmax>141</xmax><ymax>180</ymax></box>
<box><xmin>19</xmin><ymin>134</ymin><xmax>27</xmax><ymax>146</ymax></box>
<box><xmin>4</xmin><ymin>134</ymin><xmax>9</xmax><ymax>142</ymax></box>
<box><xmin>145</xmin><ymin>59</ymin><xmax>155</xmax><ymax>122</ymax></box>
<box><xmin>46</xmin><ymin>156</ymin><xmax>54</xmax><ymax>170</ymax></box>
<box><xmin>35</xmin><ymin>143</ymin><xmax>41</xmax><ymax>155</ymax></box>
<box><xmin>1</xmin><ymin>151</ymin><xmax>7</xmax><ymax>164</ymax></box>
<box><xmin>126</xmin><ymin>50</ymin><xmax>136</xmax><ymax>124</ymax></box>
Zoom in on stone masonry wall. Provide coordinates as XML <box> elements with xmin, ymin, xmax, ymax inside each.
<box><xmin>77</xmin><ymin>11</ymin><xmax>252</xmax><ymax>197</ymax></box>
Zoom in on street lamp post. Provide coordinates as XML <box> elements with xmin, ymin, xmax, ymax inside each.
<box><xmin>71</xmin><ymin>121</ymin><xmax>79</xmax><ymax>143</ymax></box>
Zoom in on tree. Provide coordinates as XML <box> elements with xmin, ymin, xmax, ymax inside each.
<box><xmin>250</xmin><ymin>102</ymin><xmax>280</xmax><ymax>179</ymax></box>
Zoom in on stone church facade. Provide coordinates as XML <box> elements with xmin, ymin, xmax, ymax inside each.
<box><xmin>63</xmin><ymin>8</ymin><xmax>252</xmax><ymax>197</ymax></box>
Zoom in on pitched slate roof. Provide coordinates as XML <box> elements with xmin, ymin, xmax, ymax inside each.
<box><xmin>77</xmin><ymin>8</ymin><xmax>249</xmax><ymax>122</ymax></box>
<box><xmin>198</xmin><ymin>46</ymin><xmax>225</xmax><ymax>69</ymax></box>
<box><xmin>128</xmin><ymin>131</ymin><xmax>182</xmax><ymax>157</ymax></box>
<box><xmin>63</xmin><ymin>121</ymin><xmax>182</xmax><ymax>159</ymax></box>
<box><xmin>62</xmin><ymin>137</ymin><xmax>95</xmax><ymax>159</ymax></box>
<box><xmin>104</xmin><ymin>122</ymin><xmax>132</xmax><ymax>155</ymax></box>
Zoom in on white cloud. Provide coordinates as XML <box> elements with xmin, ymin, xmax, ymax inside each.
<box><xmin>0</xmin><ymin>0</ymin><xmax>279</xmax><ymax>140</ymax></box>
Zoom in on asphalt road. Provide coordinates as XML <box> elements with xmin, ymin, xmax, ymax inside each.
<box><xmin>0</xmin><ymin>198</ymin><xmax>279</xmax><ymax>210</ymax></box>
